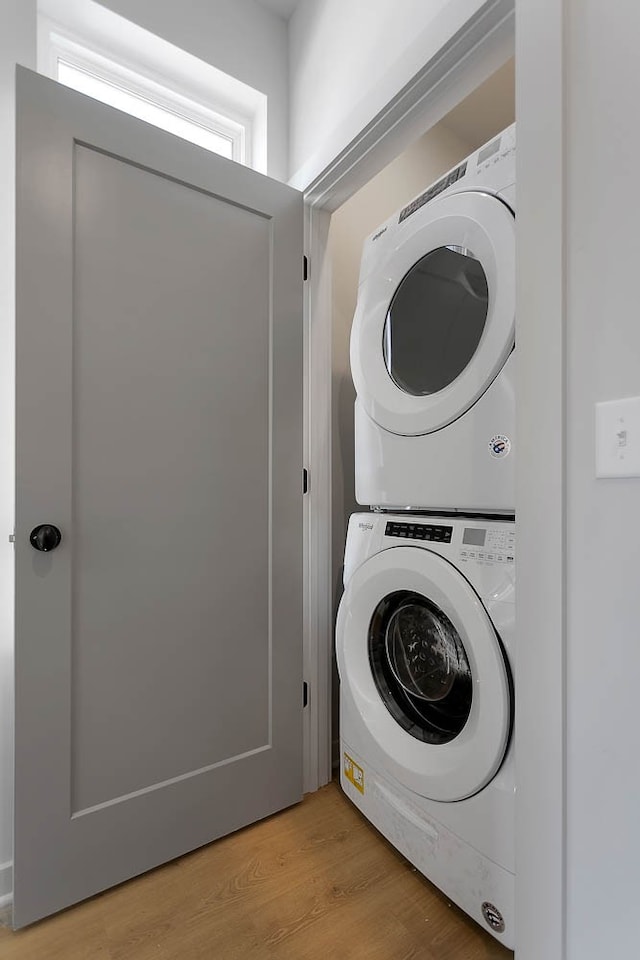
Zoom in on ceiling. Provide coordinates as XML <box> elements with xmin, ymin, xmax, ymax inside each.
<box><xmin>254</xmin><ymin>0</ymin><xmax>300</xmax><ymax>20</ymax></box>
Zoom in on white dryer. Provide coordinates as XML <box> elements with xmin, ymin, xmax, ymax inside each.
<box><xmin>336</xmin><ymin>512</ymin><xmax>515</xmax><ymax>947</ymax></box>
<box><xmin>351</xmin><ymin>125</ymin><xmax>516</xmax><ymax>513</ymax></box>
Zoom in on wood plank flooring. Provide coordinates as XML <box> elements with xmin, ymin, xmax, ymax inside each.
<box><xmin>0</xmin><ymin>782</ymin><xmax>512</xmax><ymax>959</ymax></box>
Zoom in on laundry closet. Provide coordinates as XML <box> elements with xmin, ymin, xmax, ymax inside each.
<box><xmin>328</xmin><ymin>58</ymin><xmax>516</xmax><ymax>947</ymax></box>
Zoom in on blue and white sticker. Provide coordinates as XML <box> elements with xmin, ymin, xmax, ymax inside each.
<box><xmin>489</xmin><ymin>435</ymin><xmax>511</xmax><ymax>459</ymax></box>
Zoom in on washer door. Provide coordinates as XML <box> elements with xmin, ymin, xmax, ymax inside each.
<box><xmin>336</xmin><ymin>546</ymin><xmax>511</xmax><ymax>801</ymax></box>
<box><xmin>350</xmin><ymin>191</ymin><xmax>515</xmax><ymax>436</ymax></box>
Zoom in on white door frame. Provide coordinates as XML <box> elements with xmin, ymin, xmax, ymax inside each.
<box><xmin>302</xmin><ymin>0</ymin><xmax>566</xmax><ymax>957</ymax></box>
<box><xmin>514</xmin><ymin>0</ymin><xmax>565</xmax><ymax>957</ymax></box>
<box><xmin>302</xmin><ymin>0</ymin><xmax>515</xmax><ymax>787</ymax></box>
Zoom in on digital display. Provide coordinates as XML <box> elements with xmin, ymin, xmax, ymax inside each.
<box><xmin>385</xmin><ymin>521</ymin><xmax>452</xmax><ymax>543</ymax></box>
<box><xmin>478</xmin><ymin>138</ymin><xmax>501</xmax><ymax>165</ymax></box>
<box><xmin>463</xmin><ymin>528</ymin><xmax>486</xmax><ymax>547</ymax></box>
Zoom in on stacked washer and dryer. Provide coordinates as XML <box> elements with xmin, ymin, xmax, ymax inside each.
<box><xmin>336</xmin><ymin>125</ymin><xmax>516</xmax><ymax>948</ymax></box>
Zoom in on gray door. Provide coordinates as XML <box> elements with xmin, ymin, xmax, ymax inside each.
<box><xmin>13</xmin><ymin>66</ymin><xmax>303</xmax><ymax>928</ymax></box>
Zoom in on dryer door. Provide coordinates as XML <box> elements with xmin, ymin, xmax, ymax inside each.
<box><xmin>350</xmin><ymin>191</ymin><xmax>515</xmax><ymax>436</ymax></box>
<box><xmin>336</xmin><ymin>545</ymin><xmax>511</xmax><ymax>801</ymax></box>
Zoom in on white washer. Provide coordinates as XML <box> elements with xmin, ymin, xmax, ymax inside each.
<box><xmin>336</xmin><ymin>512</ymin><xmax>515</xmax><ymax>947</ymax></box>
<box><xmin>351</xmin><ymin>125</ymin><xmax>516</xmax><ymax>513</ymax></box>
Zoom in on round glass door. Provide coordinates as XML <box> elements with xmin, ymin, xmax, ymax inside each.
<box><xmin>350</xmin><ymin>191</ymin><xmax>516</xmax><ymax>436</ymax></box>
<box><xmin>369</xmin><ymin>590</ymin><xmax>473</xmax><ymax>744</ymax></box>
<box><xmin>336</xmin><ymin>541</ymin><xmax>513</xmax><ymax>800</ymax></box>
<box><xmin>382</xmin><ymin>246</ymin><xmax>489</xmax><ymax>397</ymax></box>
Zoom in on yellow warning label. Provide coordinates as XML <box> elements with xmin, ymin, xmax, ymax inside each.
<box><xmin>343</xmin><ymin>752</ymin><xmax>365</xmax><ymax>794</ymax></box>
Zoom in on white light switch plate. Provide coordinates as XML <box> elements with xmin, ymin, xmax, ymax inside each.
<box><xmin>596</xmin><ymin>396</ymin><xmax>640</xmax><ymax>477</ymax></box>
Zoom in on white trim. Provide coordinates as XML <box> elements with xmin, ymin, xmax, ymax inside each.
<box><xmin>0</xmin><ymin>859</ymin><xmax>12</xmax><ymax>911</ymax></box>
<box><xmin>302</xmin><ymin>0</ymin><xmax>516</xmax><ymax>798</ymax></box>
<box><xmin>302</xmin><ymin>205</ymin><xmax>333</xmax><ymax>793</ymax></box>
<box><xmin>515</xmin><ymin>0</ymin><xmax>566</xmax><ymax>957</ymax></box>
<box><xmin>0</xmin><ymin>898</ymin><xmax>12</xmax><ymax>928</ymax></box>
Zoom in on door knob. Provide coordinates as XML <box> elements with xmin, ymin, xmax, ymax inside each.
<box><xmin>29</xmin><ymin>524</ymin><xmax>62</xmax><ymax>552</ymax></box>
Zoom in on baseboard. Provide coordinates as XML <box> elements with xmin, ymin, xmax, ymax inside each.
<box><xmin>0</xmin><ymin>900</ymin><xmax>11</xmax><ymax>928</ymax></box>
<box><xmin>0</xmin><ymin>860</ymin><xmax>13</xmax><ymax>920</ymax></box>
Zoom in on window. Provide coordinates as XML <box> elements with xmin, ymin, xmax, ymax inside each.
<box><xmin>55</xmin><ymin>45</ymin><xmax>245</xmax><ymax>163</ymax></box>
<box><xmin>38</xmin><ymin>2</ymin><xmax>267</xmax><ymax>171</ymax></box>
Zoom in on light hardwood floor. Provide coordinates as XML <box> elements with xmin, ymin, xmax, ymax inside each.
<box><xmin>0</xmin><ymin>782</ymin><xmax>512</xmax><ymax>959</ymax></box>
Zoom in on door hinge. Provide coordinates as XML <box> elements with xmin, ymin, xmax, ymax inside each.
<box><xmin>303</xmin><ymin>255</ymin><xmax>308</xmax><ymax>281</ymax></box>
<box><xmin>303</xmin><ymin>468</ymin><xmax>309</xmax><ymax>495</ymax></box>
<box><xmin>8</xmin><ymin>533</ymin><xmax>15</xmax><ymax>544</ymax></box>
<box><xmin>303</xmin><ymin>681</ymin><xmax>309</xmax><ymax>708</ymax></box>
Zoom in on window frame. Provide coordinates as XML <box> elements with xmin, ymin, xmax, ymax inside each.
<box><xmin>37</xmin><ymin>15</ymin><xmax>264</xmax><ymax>170</ymax></box>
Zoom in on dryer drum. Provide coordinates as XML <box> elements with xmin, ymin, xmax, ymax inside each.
<box><xmin>369</xmin><ymin>590</ymin><xmax>473</xmax><ymax>745</ymax></box>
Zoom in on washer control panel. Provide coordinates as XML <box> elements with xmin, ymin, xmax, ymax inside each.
<box><xmin>460</xmin><ymin>526</ymin><xmax>515</xmax><ymax>564</ymax></box>
<box><xmin>385</xmin><ymin>521</ymin><xmax>452</xmax><ymax>543</ymax></box>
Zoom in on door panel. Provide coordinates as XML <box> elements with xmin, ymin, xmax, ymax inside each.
<box><xmin>71</xmin><ymin>145</ymin><xmax>271</xmax><ymax>812</ymax></box>
<box><xmin>14</xmin><ymin>67</ymin><xmax>303</xmax><ymax>927</ymax></box>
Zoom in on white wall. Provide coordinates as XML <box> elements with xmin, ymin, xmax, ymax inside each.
<box><xmin>0</xmin><ymin>0</ymin><xmax>37</xmax><ymax>903</ymax></box>
<box><xmin>288</xmin><ymin>0</ymin><xmax>488</xmax><ymax>189</ymax></box>
<box><xmin>564</xmin><ymin>3</ymin><xmax>640</xmax><ymax>955</ymax></box>
<box><xmin>60</xmin><ymin>0</ymin><xmax>290</xmax><ymax>179</ymax></box>
<box><xmin>515</xmin><ymin>1</ymin><xmax>565</xmax><ymax>953</ymax></box>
